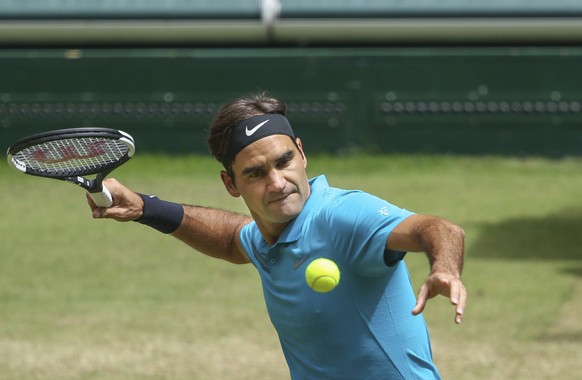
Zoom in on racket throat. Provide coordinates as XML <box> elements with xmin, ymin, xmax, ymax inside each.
<box><xmin>63</xmin><ymin>174</ymin><xmax>104</xmax><ymax>192</ymax></box>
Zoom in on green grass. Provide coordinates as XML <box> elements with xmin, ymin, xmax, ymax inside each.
<box><xmin>1</xmin><ymin>154</ymin><xmax>581</xmax><ymax>379</ymax></box>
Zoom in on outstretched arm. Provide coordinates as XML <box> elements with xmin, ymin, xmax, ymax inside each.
<box><xmin>88</xmin><ymin>178</ymin><xmax>251</xmax><ymax>264</ymax></box>
<box><xmin>171</xmin><ymin>204</ymin><xmax>251</xmax><ymax>264</ymax></box>
<box><xmin>387</xmin><ymin>214</ymin><xmax>467</xmax><ymax>324</ymax></box>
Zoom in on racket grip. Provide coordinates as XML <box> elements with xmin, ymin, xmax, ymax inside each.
<box><xmin>89</xmin><ymin>184</ymin><xmax>113</xmax><ymax>207</ymax></box>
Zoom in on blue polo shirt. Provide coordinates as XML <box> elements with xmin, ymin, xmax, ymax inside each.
<box><xmin>240</xmin><ymin>175</ymin><xmax>441</xmax><ymax>379</ymax></box>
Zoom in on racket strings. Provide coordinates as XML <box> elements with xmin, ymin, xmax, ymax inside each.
<box><xmin>15</xmin><ymin>137</ymin><xmax>129</xmax><ymax>175</ymax></box>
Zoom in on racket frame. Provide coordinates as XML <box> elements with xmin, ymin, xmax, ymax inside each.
<box><xmin>6</xmin><ymin>127</ymin><xmax>135</xmax><ymax>205</ymax></box>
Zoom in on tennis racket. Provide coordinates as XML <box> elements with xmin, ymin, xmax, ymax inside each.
<box><xmin>6</xmin><ymin>127</ymin><xmax>135</xmax><ymax>207</ymax></box>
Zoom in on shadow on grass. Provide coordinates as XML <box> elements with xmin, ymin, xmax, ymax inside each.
<box><xmin>471</xmin><ymin>209</ymin><xmax>582</xmax><ymax>344</ymax></box>
<box><xmin>470</xmin><ymin>208</ymin><xmax>582</xmax><ymax>266</ymax></box>
<box><xmin>539</xmin><ymin>331</ymin><xmax>582</xmax><ymax>342</ymax></box>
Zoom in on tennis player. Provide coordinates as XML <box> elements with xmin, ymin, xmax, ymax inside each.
<box><xmin>89</xmin><ymin>93</ymin><xmax>466</xmax><ymax>379</ymax></box>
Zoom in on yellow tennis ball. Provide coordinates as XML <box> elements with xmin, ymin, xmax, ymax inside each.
<box><xmin>305</xmin><ymin>258</ymin><xmax>340</xmax><ymax>293</ymax></box>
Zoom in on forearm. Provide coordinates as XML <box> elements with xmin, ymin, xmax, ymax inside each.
<box><xmin>389</xmin><ymin>214</ymin><xmax>465</xmax><ymax>276</ymax></box>
<box><xmin>133</xmin><ymin>193</ymin><xmax>251</xmax><ymax>264</ymax></box>
<box><xmin>415</xmin><ymin>217</ymin><xmax>465</xmax><ymax>277</ymax></box>
<box><xmin>171</xmin><ymin>205</ymin><xmax>252</xmax><ymax>264</ymax></box>
<box><xmin>392</xmin><ymin>214</ymin><xmax>467</xmax><ymax>323</ymax></box>
<box><xmin>90</xmin><ymin>179</ymin><xmax>252</xmax><ymax>264</ymax></box>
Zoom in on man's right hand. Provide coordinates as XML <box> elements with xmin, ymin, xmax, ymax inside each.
<box><xmin>86</xmin><ymin>178</ymin><xmax>144</xmax><ymax>222</ymax></box>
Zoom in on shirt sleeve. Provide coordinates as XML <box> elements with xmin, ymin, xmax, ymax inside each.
<box><xmin>239</xmin><ymin>222</ymin><xmax>261</xmax><ymax>270</ymax></box>
<box><xmin>325</xmin><ymin>190</ymin><xmax>414</xmax><ymax>277</ymax></box>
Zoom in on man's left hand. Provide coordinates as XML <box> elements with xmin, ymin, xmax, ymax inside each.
<box><xmin>412</xmin><ymin>272</ymin><xmax>467</xmax><ymax>324</ymax></box>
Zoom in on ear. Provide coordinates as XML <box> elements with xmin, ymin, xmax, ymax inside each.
<box><xmin>220</xmin><ymin>170</ymin><xmax>241</xmax><ymax>198</ymax></box>
<box><xmin>295</xmin><ymin>137</ymin><xmax>307</xmax><ymax>168</ymax></box>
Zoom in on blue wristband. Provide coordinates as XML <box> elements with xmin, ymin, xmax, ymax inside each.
<box><xmin>134</xmin><ymin>194</ymin><xmax>184</xmax><ymax>234</ymax></box>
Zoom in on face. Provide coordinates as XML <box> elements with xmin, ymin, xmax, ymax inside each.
<box><xmin>221</xmin><ymin>135</ymin><xmax>310</xmax><ymax>235</ymax></box>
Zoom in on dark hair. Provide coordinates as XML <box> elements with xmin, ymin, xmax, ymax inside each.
<box><xmin>207</xmin><ymin>92</ymin><xmax>287</xmax><ymax>171</ymax></box>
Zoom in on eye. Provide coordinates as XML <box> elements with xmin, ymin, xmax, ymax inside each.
<box><xmin>276</xmin><ymin>158</ymin><xmax>290</xmax><ymax>169</ymax></box>
<box><xmin>247</xmin><ymin>169</ymin><xmax>264</xmax><ymax>178</ymax></box>
<box><xmin>276</xmin><ymin>151</ymin><xmax>294</xmax><ymax>168</ymax></box>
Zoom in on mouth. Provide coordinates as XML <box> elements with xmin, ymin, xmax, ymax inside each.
<box><xmin>267</xmin><ymin>192</ymin><xmax>294</xmax><ymax>204</ymax></box>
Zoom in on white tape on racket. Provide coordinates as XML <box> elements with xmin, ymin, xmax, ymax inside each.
<box><xmin>89</xmin><ymin>184</ymin><xmax>113</xmax><ymax>207</ymax></box>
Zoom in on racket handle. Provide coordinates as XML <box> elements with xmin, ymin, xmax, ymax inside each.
<box><xmin>89</xmin><ymin>184</ymin><xmax>113</xmax><ymax>207</ymax></box>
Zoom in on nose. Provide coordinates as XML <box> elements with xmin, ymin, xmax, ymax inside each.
<box><xmin>267</xmin><ymin>169</ymin><xmax>287</xmax><ymax>192</ymax></box>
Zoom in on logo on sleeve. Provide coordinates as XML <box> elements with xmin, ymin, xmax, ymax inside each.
<box><xmin>377</xmin><ymin>207</ymin><xmax>390</xmax><ymax>216</ymax></box>
<box><xmin>245</xmin><ymin>119</ymin><xmax>270</xmax><ymax>136</ymax></box>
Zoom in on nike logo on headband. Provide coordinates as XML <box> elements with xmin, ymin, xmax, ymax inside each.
<box><xmin>245</xmin><ymin>119</ymin><xmax>270</xmax><ymax>136</ymax></box>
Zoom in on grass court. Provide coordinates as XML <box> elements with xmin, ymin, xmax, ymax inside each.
<box><xmin>1</xmin><ymin>154</ymin><xmax>581</xmax><ymax>379</ymax></box>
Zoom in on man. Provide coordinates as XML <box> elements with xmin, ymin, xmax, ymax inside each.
<box><xmin>89</xmin><ymin>93</ymin><xmax>467</xmax><ymax>379</ymax></box>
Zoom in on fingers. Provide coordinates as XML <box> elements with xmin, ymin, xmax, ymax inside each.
<box><xmin>87</xmin><ymin>193</ymin><xmax>110</xmax><ymax>219</ymax></box>
<box><xmin>85</xmin><ymin>193</ymin><xmax>103</xmax><ymax>218</ymax></box>
<box><xmin>86</xmin><ymin>178</ymin><xmax>144</xmax><ymax>222</ymax></box>
<box><xmin>449</xmin><ymin>279</ymin><xmax>467</xmax><ymax>324</ymax></box>
<box><xmin>86</xmin><ymin>180</ymin><xmax>114</xmax><ymax>219</ymax></box>
<box><xmin>86</xmin><ymin>192</ymin><xmax>97</xmax><ymax>209</ymax></box>
<box><xmin>411</xmin><ymin>283</ymin><xmax>429</xmax><ymax>316</ymax></box>
<box><xmin>412</xmin><ymin>274</ymin><xmax>467</xmax><ymax>325</ymax></box>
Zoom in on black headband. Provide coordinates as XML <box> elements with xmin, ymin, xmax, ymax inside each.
<box><xmin>220</xmin><ymin>113</ymin><xmax>295</xmax><ymax>168</ymax></box>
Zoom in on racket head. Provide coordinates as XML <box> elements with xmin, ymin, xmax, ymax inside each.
<box><xmin>6</xmin><ymin>127</ymin><xmax>135</xmax><ymax>178</ymax></box>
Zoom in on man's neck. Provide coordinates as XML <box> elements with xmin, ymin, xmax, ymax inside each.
<box><xmin>254</xmin><ymin>219</ymin><xmax>290</xmax><ymax>246</ymax></box>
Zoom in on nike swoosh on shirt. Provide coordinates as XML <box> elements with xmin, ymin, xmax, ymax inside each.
<box><xmin>292</xmin><ymin>255</ymin><xmax>310</xmax><ymax>270</ymax></box>
<box><xmin>245</xmin><ymin>119</ymin><xmax>270</xmax><ymax>136</ymax></box>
